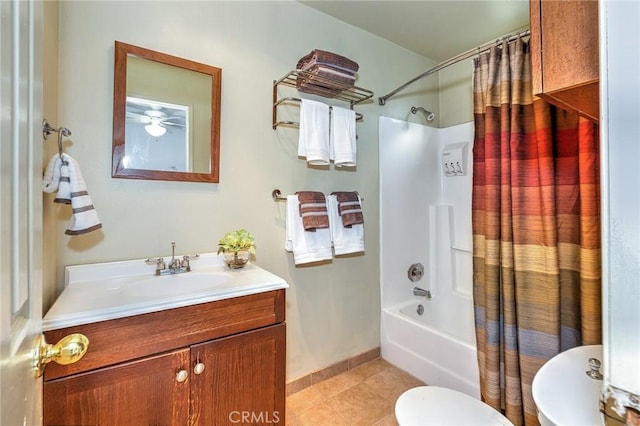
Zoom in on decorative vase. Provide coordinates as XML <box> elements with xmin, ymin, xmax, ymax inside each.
<box><xmin>223</xmin><ymin>250</ymin><xmax>250</xmax><ymax>269</ymax></box>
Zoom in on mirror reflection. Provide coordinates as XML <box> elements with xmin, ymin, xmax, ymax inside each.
<box><xmin>112</xmin><ymin>41</ymin><xmax>221</xmax><ymax>183</ymax></box>
<box><xmin>125</xmin><ymin>96</ymin><xmax>190</xmax><ymax>172</ymax></box>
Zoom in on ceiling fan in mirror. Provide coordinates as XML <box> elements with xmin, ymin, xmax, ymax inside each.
<box><xmin>125</xmin><ymin>96</ymin><xmax>187</xmax><ymax>138</ymax></box>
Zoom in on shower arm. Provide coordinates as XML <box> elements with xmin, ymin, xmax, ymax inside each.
<box><xmin>411</xmin><ymin>106</ymin><xmax>435</xmax><ymax>121</ymax></box>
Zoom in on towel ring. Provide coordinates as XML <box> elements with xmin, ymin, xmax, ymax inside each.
<box><xmin>42</xmin><ymin>119</ymin><xmax>72</xmax><ymax>156</ymax></box>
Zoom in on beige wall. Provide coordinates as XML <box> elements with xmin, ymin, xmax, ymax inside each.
<box><xmin>438</xmin><ymin>59</ymin><xmax>474</xmax><ymax>127</ymax></box>
<box><xmin>46</xmin><ymin>1</ymin><xmax>438</xmax><ymax>382</ymax></box>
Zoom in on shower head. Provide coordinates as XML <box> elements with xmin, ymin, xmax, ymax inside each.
<box><xmin>411</xmin><ymin>106</ymin><xmax>435</xmax><ymax>122</ymax></box>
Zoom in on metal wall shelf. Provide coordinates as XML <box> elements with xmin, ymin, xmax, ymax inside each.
<box><xmin>272</xmin><ymin>69</ymin><xmax>373</xmax><ymax>130</ymax></box>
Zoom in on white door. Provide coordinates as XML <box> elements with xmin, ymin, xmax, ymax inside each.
<box><xmin>0</xmin><ymin>0</ymin><xmax>44</xmax><ymax>425</ymax></box>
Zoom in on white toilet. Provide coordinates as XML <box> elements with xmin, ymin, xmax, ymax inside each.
<box><xmin>395</xmin><ymin>386</ymin><xmax>514</xmax><ymax>426</ymax></box>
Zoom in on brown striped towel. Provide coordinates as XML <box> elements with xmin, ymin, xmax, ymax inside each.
<box><xmin>296</xmin><ymin>66</ymin><xmax>357</xmax><ymax>97</ymax></box>
<box><xmin>296</xmin><ymin>49</ymin><xmax>360</xmax><ymax>74</ymax></box>
<box><xmin>296</xmin><ymin>191</ymin><xmax>329</xmax><ymax>231</ymax></box>
<box><xmin>331</xmin><ymin>191</ymin><xmax>363</xmax><ymax>228</ymax></box>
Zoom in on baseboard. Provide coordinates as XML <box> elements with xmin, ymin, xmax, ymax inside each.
<box><xmin>286</xmin><ymin>347</ymin><xmax>381</xmax><ymax>396</ymax></box>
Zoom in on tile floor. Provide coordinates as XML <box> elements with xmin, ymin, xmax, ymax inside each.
<box><xmin>286</xmin><ymin>358</ymin><xmax>425</xmax><ymax>425</ymax></box>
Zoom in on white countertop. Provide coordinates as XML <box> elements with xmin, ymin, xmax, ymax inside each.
<box><xmin>43</xmin><ymin>253</ymin><xmax>288</xmax><ymax>331</ymax></box>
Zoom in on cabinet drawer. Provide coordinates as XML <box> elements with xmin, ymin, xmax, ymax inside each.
<box><xmin>44</xmin><ymin>289</ymin><xmax>285</xmax><ymax>380</ymax></box>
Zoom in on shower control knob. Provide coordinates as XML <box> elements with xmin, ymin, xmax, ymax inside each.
<box><xmin>408</xmin><ymin>263</ymin><xmax>424</xmax><ymax>282</ymax></box>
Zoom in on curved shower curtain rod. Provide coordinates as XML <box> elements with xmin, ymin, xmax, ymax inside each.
<box><xmin>378</xmin><ymin>28</ymin><xmax>531</xmax><ymax>106</ymax></box>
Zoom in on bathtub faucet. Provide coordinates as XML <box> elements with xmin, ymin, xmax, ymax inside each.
<box><xmin>413</xmin><ymin>286</ymin><xmax>432</xmax><ymax>299</ymax></box>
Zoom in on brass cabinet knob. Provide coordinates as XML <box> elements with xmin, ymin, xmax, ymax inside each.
<box><xmin>176</xmin><ymin>369</ymin><xmax>189</xmax><ymax>383</ymax></box>
<box><xmin>34</xmin><ymin>333</ymin><xmax>89</xmax><ymax>377</ymax></box>
<box><xmin>194</xmin><ymin>362</ymin><xmax>205</xmax><ymax>375</ymax></box>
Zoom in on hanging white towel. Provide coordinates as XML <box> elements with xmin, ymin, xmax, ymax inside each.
<box><xmin>55</xmin><ymin>156</ymin><xmax>72</xmax><ymax>204</ymax></box>
<box><xmin>64</xmin><ymin>154</ymin><xmax>102</xmax><ymax>235</ymax></box>
<box><xmin>330</xmin><ymin>106</ymin><xmax>357</xmax><ymax>167</ymax></box>
<box><xmin>285</xmin><ymin>195</ymin><xmax>333</xmax><ymax>265</ymax></box>
<box><xmin>42</xmin><ymin>154</ymin><xmax>62</xmax><ymax>194</ymax></box>
<box><xmin>42</xmin><ymin>153</ymin><xmax>71</xmax><ymax>203</ymax></box>
<box><xmin>298</xmin><ymin>99</ymin><xmax>330</xmax><ymax>166</ymax></box>
<box><xmin>43</xmin><ymin>153</ymin><xmax>102</xmax><ymax>235</ymax></box>
<box><xmin>327</xmin><ymin>194</ymin><xmax>364</xmax><ymax>255</ymax></box>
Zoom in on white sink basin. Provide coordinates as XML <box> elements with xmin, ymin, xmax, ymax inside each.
<box><xmin>532</xmin><ymin>344</ymin><xmax>604</xmax><ymax>426</ymax></box>
<box><xmin>43</xmin><ymin>253</ymin><xmax>288</xmax><ymax>330</ymax></box>
<box><xmin>123</xmin><ymin>271</ymin><xmax>232</xmax><ymax>297</ymax></box>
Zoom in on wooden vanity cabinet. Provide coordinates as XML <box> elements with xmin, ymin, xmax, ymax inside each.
<box><xmin>43</xmin><ymin>289</ymin><xmax>286</xmax><ymax>426</ymax></box>
<box><xmin>530</xmin><ymin>0</ymin><xmax>599</xmax><ymax>121</ymax></box>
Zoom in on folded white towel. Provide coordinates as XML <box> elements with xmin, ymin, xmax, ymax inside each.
<box><xmin>64</xmin><ymin>154</ymin><xmax>102</xmax><ymax>235</ymax></box>
<box><xmin>330</xmin><ymin>106</ymin><xmax>357</xmax><ymax>167</ymax></box>
<box><xmin>298</xmin><ymin>99</ymin><xmax>330</xmax><ymax>166</ymax></box>
<box><xmin>285</xmin><ymin>195</ymin><xmax>333</xmax><ymax>265</ymax></box>
<box><xmin>327</xmin><ymin>194</ymin><xmax>364</xmax><ymax>255</ymax></box>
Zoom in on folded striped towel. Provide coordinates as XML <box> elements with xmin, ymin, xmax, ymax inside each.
<box><xmin>297</xmin><ymin>49</ymin><xmax>360</xmax><ymax>74</ymax></box>
<box><xmin>331</xmin><ymin>191</ymin><xmax>364</xmax><ymax>228</ymax></box>
<box><xmin>296</xmin><ymin>191</ymin><xmax>329</xmax><ymax>231</ymax></box>
<box><xmin>296</xmin><ymin>65</ymin><xmax>357</xmax><ymax>97</ymax></box>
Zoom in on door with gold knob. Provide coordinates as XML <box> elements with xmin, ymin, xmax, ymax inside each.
<box><xmin>0</xmin><ymin>1</ymin><xmax>44</xmax><ymax>425</ymax></box>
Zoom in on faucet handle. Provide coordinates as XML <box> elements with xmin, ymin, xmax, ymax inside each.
<box><xmin>156</xmin><ymin>257</ymin><xmax>166</xmax><ymax>270</ymax></box>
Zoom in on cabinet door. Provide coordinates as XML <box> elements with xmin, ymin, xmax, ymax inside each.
<box><xmin>530</xmin><ymin>0</ymin><xmax>599</xmax><ymax>120</ymax></box>
<box><xmin>44</xmin><ymin>348</ymin><xmax>190</xmax><ymax>426</ymax></box>
<box><xmin>191</xmin><ymin>323</ymin><xmax>286</xmax><ymax>425</ymax></box>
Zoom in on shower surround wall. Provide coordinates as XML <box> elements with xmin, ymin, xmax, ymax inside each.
<box><xmin>379</xmin><ymin>116</ymin><xmax>479</xmax><ymax>397</ymax></box>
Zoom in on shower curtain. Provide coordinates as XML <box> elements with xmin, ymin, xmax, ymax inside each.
<box><xmin>472</xmin><ymin>37</ymin><xmax>601</xmax><ymax>425</ymax></box>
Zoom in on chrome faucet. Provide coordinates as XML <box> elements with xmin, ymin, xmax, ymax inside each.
<box><xmin>146</xmin><ymin>242</ymin><xmax>198</xmax><ymax>276</ymax></box>
<box><xmin>413</xmin><ymin>286</ymin><xmax>432</xmax><ymax>299</ymax></box>
<box><xmin>168</xmin><ymin>242</ymin><xmax>181</xmax><ymax>270</ymax></box>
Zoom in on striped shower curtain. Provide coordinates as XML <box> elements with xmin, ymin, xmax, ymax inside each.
<box><xmin>472</xmin><ymin>38</ymin><xmax>601</xmax><ymax>425</ymax></box>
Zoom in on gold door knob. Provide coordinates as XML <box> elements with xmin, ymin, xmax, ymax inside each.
<box><xmin>176</xmin><ymin>369</ymin><xmax>189</xmax><ymax>383</ymax></box>
<box><xmin>34</xmin><ymin>333</ymin><xmax>89</xmax><ymax>377</ymax></box>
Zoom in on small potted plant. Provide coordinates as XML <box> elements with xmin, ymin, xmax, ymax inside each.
<box><xmin>217</xmin><ymin>228</ymin><xmax>256</xmax><ymax>269</ymax></box>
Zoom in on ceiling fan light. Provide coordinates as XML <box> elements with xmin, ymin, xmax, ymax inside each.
<box><xmin>145</xmin><ymin>122</ymin><xmax>166</xmax><ymax>137</ymax></box>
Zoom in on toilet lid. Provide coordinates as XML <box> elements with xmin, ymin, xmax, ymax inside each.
<box><xmin>395</xmin><ymin>386</ymin><xmax>514</xmax><ymax>426</ymax></box>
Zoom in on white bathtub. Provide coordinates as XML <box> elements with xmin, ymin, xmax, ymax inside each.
<box><xmin>381</xmin><ymin>298</ymin><xmax>480</xmax><ymax>399</ymax></box>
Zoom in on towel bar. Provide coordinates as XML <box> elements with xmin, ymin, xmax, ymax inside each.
<box><xmin>272</xmin><ymin>98</ymin><xmax>363</xmax><ymax>130</ymax></box>
<box><xmin>272</xmin><ymin>189</ymin><xmax>363</xmax><ymax>202</ymax></box>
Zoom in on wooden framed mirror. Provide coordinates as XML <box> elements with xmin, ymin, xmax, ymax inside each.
<box><xmin>112</xmin><ymin>41</ymin><xmax>221</xmax><ymax>183</ymax></box>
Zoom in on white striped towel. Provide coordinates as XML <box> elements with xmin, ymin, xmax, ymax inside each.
<box><xmin>42</xmin><ymin>153</ymin><xmax>102</xmax><ymax>235</ymax></box>
<box><xmin>64</xmin><ymin>154</ymin><xmax>102</xmax><ymax>235</ymax></box>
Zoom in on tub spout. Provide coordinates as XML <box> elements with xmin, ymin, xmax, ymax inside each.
<box><xmin>413</xmin><ymin>286</ymin><xmax>431</xmax><ymax>299</ymax></box>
